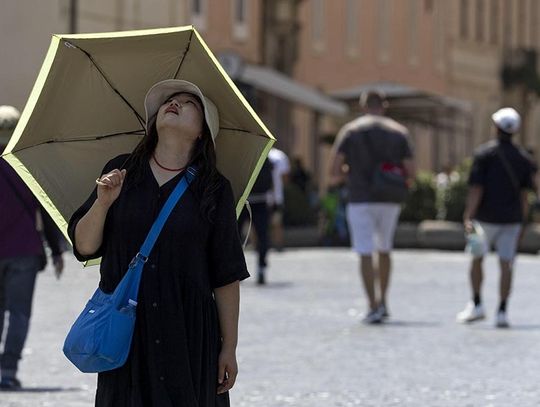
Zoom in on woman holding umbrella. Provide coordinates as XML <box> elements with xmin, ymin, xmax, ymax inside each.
<box><xmin>68</xmin><ymin>80</ymin><xmax>249</xmax><ymax>406</ymax></box>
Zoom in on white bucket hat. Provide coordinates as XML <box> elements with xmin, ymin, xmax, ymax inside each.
<box><xmin>492</xmin><ymin>107</ymin><xmax>521</xmax><ymax>134</ymax></box>
<box><xmin>144</xmin><ymin>79</ymin><xmax>219</xmax><ymax>143</ymax></box>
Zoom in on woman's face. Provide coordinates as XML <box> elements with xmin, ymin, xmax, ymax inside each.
<box><xmin>156</xmin><ymin>92</ymin><xmax>205</xmax><ymax>139</ymax></box>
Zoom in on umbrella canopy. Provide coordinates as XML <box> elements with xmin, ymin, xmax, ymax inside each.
<box><xmin>2</xmin><ymin>26</ymin><xmax>274</xmax><ymax>239</ymax></box>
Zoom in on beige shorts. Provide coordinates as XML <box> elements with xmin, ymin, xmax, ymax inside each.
<box><xmin>346</xmin><ymin>203</ymin><xmax>401</xmax><ymax>255</ymax></box>
<box><xmin>471</xmin><ymin>221</ymin><xmax>521</xmax><ymax>261</ymax></box>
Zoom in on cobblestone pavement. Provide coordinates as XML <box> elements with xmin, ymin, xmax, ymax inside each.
<box><xmin>2</xmin><ymin>249</ymin><xmax>540</xmax><ymax>406</ymax></box>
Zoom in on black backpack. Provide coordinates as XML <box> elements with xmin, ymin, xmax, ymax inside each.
<box><xmin>250</xmin><ymin>158</ymin><xmax>273</xmax><ymax>194</ymax></box>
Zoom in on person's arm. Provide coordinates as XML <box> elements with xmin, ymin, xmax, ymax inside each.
<box><xmin>329</xmin><ymin>150</ymin><xmax>347</xmax><ymax>187</ymax></box>
<box><xmin>214</xmin><ymin>281</ymin><xmax>240</xmax><ymax>394</ymax></box>
<box><xmin>74</xmin><ymin>169</ymin><xmax>126</xmax><ymax>256</ymax></box>
<box><xmin>402</xmin><ymin>158</ymin><xmax>416</xmax><ymax>184</ymax></box>
<box><xmin>41</xmin><ymin>207</ymin><xmax>65</xmax><ymax>278</ymax></box>
<box><xmin>521</xmin><ymin>190</ymin><xmax>530</xmax><ymax>223</ymax></box>
<box><xmin>401</xmin><ymin>133</ymin><xmax>416</xmax><ymax>184</ymax></box>
<box><xmin>463</xmin><ymin>185</ymin><xmax>484</xmax><ymax>233</ymax></box>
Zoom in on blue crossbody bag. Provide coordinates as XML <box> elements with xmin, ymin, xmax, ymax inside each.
<box><xmin>63</xmin><ymin>167</ymin><xmax>196</xmax><ymax>373</ymax></box>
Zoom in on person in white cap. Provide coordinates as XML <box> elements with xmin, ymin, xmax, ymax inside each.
<box><xmin>68</xmin><ymin>80</ymin><xmax>249</xmax><ymax>406</ymax></box>
<box><xmin>458</xmin><ymin>107</ymin><xmax>535</xmax><ymax>328</ymax></box>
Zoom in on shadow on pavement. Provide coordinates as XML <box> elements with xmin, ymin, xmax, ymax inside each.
<box><xmin>0</xmin><ymin>386</ymin><xmax>82</xmax><ymax>393</ymax></box>
<box><xmin>247</xmin><ymin>282</ymin><xmax>294</xmax><ymax>289</ymax></box>
<box><xmin>377</xmin><ymin>320</ymin><xmax>441</xmax><ymax>328</ymax></box>
<box><xmin>470</xmin><ymin>324</ymin><xmax>540</xmax><ymax>331</ymax></box>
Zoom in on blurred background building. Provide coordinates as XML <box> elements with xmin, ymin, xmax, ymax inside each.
<box><xmin>2</xmin><ymin>0</ymin><xmax>540</xmax><ymax>190</ymax></box>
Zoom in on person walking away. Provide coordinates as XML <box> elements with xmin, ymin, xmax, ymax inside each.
<box><xmin>0</xmin><ymin>108</ymin><xmax>65</xmax><ymax>389</ymax></box>
<box><xmin>329</xmin><ymin>91</ymin><xmax>415</xmax><ymax>324</ymax></box>
<box><xmin>458</xmin><ymin>107</ymin><xmax>535</xmax><ymax>328</ymax></box>
<box><xmin>238</xmin><ymin>158</ymin><xmax>273</xmax><ymax>284</ymax></box>
<box><xmin>268</xmin><ymin>147</ymin><xmax>290</xmax><ymax>251</ymax></box>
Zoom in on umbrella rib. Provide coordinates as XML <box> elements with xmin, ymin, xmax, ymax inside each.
<box><xmin>219</xmin><ymin>127</ymin><xmax>271</xmax><ymax>138</ymax></box>
<box><xmin>173</xmin><ymin>30</ymin><xmax>193</xmax><ymax>79</ymax></box>
<box><xmin>11</xmin><ymin>130</ymin><xmax>145</xmax><ymax>153</ymax></box>
<box><xmin>65</xmin><ymin>41</ymin><xmax>146</xmax><ymax>130</ymax></box>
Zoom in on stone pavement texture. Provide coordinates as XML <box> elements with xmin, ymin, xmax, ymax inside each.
<box><xmin>1</xmin><ymin>249</ymin><xmax>540</xmax><ymax>407</ymax></box>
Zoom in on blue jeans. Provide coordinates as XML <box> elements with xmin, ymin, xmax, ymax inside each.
<box><xmin>0</xmin><ymin>256</ymin><xmax>40</xmax><ymax>379</ymax></box>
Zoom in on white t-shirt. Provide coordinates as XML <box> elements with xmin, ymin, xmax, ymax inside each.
<box><xmin>268</xmin><ymin>148</ymin><xmax>290</xmax><ymax>205</ymax></box>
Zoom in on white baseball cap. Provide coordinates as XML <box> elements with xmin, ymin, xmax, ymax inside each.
<box><xmin>144</xmin><ymin>79</ymin><xmax>219</xmax><ymax>143</ymax></box>
<box><xmin>492</xmin><ymin>107</ymin><xmax>521</xmax><ymax>134</ymax></box>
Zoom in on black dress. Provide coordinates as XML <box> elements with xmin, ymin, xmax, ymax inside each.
<box><xmin>68</xmin><ymin>155</ymin><xmax>249</xmax><ymax>407</ymax></box>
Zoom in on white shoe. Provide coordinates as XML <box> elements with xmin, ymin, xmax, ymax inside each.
<box><xmin>496</xmin><ymin>311</ymin><xmax>509</xmax><ymax>328</ymax></box>
<box><xmin>456</xmin><ymin>302</ymin><xmax>485</xmax><ymax>323</ymax></box>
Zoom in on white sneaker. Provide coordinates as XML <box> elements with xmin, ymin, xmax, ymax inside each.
<box><xmin>496</xmin><ymin>311</ymin><xmax>509</xmax><ymax>328</ymax></box>
<box><xmin>456</xmin><ymin>302</ymin><xmax>485</xmax><ymax>324</ymax></box>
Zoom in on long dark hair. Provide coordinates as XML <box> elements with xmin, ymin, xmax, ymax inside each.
<box><xmin>126</xmin><ymin>106</ymin><xmax>221</xmax><ymax>222</ymax></box>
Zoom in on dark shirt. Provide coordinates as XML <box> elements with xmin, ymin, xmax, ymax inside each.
<box><xmin>469</xmin><ymin>138</ymin><xmax>534</xmax><ymax>224</ymax></box>
<box><xmin>0</xmin><ymin>159</ymin><xmax>43</xmax><ymax>258</ymax></box>
<box><xmin>68</xmin><ymin>155</ymin><xmax>249</xmax><ymax>407</ymax></box>
<box><xmin>336</xmin><ymin>114</ymin><xmax>413</xmax><ymax>203</ymax></box>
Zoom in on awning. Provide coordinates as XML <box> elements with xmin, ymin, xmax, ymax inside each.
<box><xmin>330</xmin><ymin>81</ymin><xmax>473</xmax><ymax>112</ymax></box>
<box><xmin>240</xmin><ymin>64</ymin><xmax>348</xmax><ymax>116</ymax></box>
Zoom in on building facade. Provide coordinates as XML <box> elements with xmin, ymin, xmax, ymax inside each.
<box><xmin>295</xmin><ymin>0</ymin><xmax>540</xmax><ymax>179</ymax></box>
<box><xmin>2</xmin><ymin>0</ymin><xmax>540</xmax><ymax>188</ymax></box>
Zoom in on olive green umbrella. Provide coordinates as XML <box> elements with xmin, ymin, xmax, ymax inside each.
<box><xmin>1</xmin><ymin>26</ymin><xmax>274</xmax><ymax>241</ymax></box>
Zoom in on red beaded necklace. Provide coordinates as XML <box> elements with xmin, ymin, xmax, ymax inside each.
<box><xmin>152</xmin><ymin>153</ymin><xmax>186</xmax><ymax>172</ymax></box>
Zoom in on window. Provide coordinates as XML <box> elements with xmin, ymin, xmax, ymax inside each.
<box><xmin>531</xmin><ymin>0</ymin><xmax>538</xmax><ymax>47</ymax></box>
<box><xmin>192</xmin><ymin>0</ymin><xmax>201</xmax><ymax>14</ymax></box>
<box><xmin>475</xmin><ymin>0</ymin><xmax>485</xmax><ymax>42</ymax></box>
<box><xmin>190</xmin><ymin>0</ymin><xmax>207</xmax><ymax>31</ymax></box>
<box><xmin>378</xmin><ymin>0</ymin><xmax>391</xmax><ymax>62</ymax></box>
<box><xmin>460</xmin><ymin>0</ymin><xmax>469</xmax><ymax>39</ymax></box>
<box><xmin>409</xmin><ymin>0</ymin><xmax>419</xmax><ymax>64</ymax></box>
<box><xmin>345</xmin><ymin>0</ymin><xmax>359</xmax><ymax>56</ymax></box>
<box><xmin>232</xmin><ymin>0</ymin><xmax>249</xmax><ymax>40</ymax></box>
<box><xmin>502</xmin><ymin>0</ymin><xmax>512</xmax><ymax>46</ymax></box>
<box><xmin>312</xmin><ymin>0</ymin><xmax>325</xmax><ymax>51</ymax></box>
<box><xmin>235</xmin><ymin>0</ymin><xmax>246</xmax><ymax>23</ymax></box>
<box><xmin>434</xmin><ymin>0</ymin><xmax>445</xmax><ymax>69</ymax></box>
<box><xmin>489</xmin><ymin>0</ymin><xmax>499</xmax><ymax>44</ymax></box>
<box><xmin>517</xmin><ymin>0</ymin><xmax>526</xmax><ymax>45</ymax></box>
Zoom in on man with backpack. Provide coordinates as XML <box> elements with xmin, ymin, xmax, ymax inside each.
<box><xmin>239</xmin><ymin>157</ymin><xmax>273</xmax><ymax>285</ymax></box>
<box><xmin>458</xmin><ymin>107</ymin><xmax>535</xmax><ymax>328</ymax></box>
<box><xmin>329</xmin><ymin>91</ymin><xmax>415</xmax><ymax>324</ymax></box>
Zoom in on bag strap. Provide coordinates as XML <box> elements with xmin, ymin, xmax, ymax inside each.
<box><xmin>129</xmin><ymin>166</ymin><xmax>197</xmax><ymax>268</ymax></box>
<box><xmin>495</xmin><ymin>145</ymin><xmax>521</xmax><ymax>193</ymax></box>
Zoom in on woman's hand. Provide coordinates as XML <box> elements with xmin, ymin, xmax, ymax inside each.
<box><xmin>217</xmin><ymin>348</ymin><xmax>238</xmax><ymax>394</ymax></box>
<box><xmin>96</xmin><ymin>169</ymin><xmax>126</xmax><ymax>208</ymax></box>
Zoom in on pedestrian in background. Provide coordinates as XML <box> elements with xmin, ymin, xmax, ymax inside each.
<box><xmin>458</xmin><ymin>107</ymin><xmax>535</xmax><ymax>328</ymax></box>
<box><xmin>0</xmin><ymin>106</ymin><xmax>65</xmax><ymax>390</ymax></box>
<box><xmin>329</xmin><ymin>91</ymin><xmax>415</xmax><ymax>324</ymax></box>
<box><xmin>239</xmin><ymin>158</ymin><xmax>273</xmax><ymax>284</ymax></box>
<box><xmin>268</xmin><ymin>147</ymin><xmax>290</xmax><ymax>251</ymax></box>
<box><xmin>290</xmin><ymin>156</ymin><xmax>311</xmax><ymax>194</ymax></box>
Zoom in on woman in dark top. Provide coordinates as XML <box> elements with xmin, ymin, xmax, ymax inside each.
<box><xmin>68</xmin><ymin>80</ymin><xmax>249</xmax><ymax>407</ymax></box>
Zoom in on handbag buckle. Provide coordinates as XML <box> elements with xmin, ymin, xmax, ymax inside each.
<box><xmin>129</xmin><ymin>252</ymin><xmax>148</xmax><ymax>268</ymax></box>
